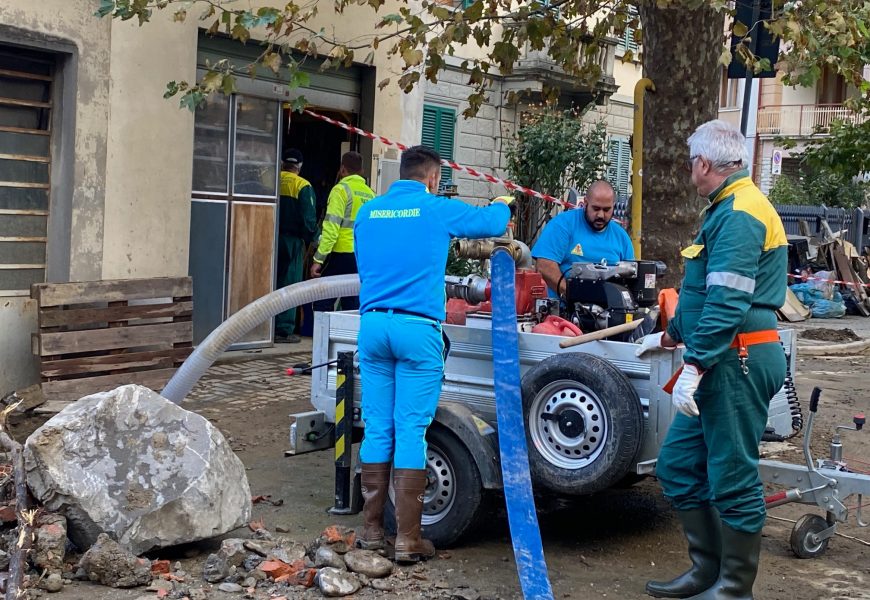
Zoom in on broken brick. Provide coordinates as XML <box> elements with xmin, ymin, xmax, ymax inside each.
<box><xmin>323</xmin><ymin>526</ymin><xmax>343</xmax><ymax>543</ymax></box>
<box><xmin>0</xmin><ymin>504</ymin><xmax>16</xmax><ymax>523</ymax></box>
<box><xmin>151</xmin><ymin>560</ymin><xmax>171</xmax><ymax>575</ymax></box>
<box><xmin>259</xmin><ymin>560</ymin><xmax>293</xmax><ymax>579</ymax></box>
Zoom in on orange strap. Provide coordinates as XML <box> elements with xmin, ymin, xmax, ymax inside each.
<box><xmin>662</xmin><ymin>330</ymin><xmax>779</xmax><ymax>394</ymax></box>
<box><xmin>729</xmin><ymin>329</ymin><xmax>780</xmax><ymax>358</ymax></box>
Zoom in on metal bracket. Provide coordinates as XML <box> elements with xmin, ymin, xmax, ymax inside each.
<box><xmin>285</xmin><ymin>411</ymin><xmax>334</xmax><ymax>456</ymax></box>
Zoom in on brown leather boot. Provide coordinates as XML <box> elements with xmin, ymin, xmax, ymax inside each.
<box><xmin>356</xmin><ymin>462</ymin><xmax>391</xmax><ymax>550</ymax></box>
<box><xmin>393</xmin><ymin>468</ymin><xmax>436</xmax><ymax>563</ymax></box>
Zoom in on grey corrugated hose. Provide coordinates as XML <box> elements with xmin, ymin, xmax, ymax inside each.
<box><xmin>162</xmin><ymin>274</ymin><xmax>361</xmax><ymax>403</ymax></box>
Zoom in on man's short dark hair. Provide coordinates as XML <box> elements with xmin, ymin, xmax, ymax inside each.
<box><xmin>400</xmin><ymin>146</ymin><xmax>441</xmax><ymax>180</ymax></box>
<box><xmin>341</xmin><ymin>151</ymin><xmax>364</xmax><ymax>175</ymax></box>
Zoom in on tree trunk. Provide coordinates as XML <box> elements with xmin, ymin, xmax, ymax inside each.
<box><xmin>637</xmin><ymin>1</ymin><xmax>725</xmax><ymax>288</ymax></box>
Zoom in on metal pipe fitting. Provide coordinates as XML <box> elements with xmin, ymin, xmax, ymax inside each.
<box><xmin>445</xmin><ymin>275</ymin><xmax>490</xmax><ymax>304</ymax></box>
<box><xmin>453</xmin><ymin>238</ymin><xmax>533</xmax><ymax>269</ymax></box>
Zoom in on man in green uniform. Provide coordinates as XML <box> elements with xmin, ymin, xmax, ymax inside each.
<box><xmin>637</xmin><ymin>120</ymin><xmax>788</xmax><ymax>599</ymax></box>
<box><xmin>275</xmin><ymin>148</ymin><xmax>317</xmax><ymax>343</ymax></box>
<box><xmin>309</xmin><ymin>151</ymin><xmax>374</xmax><ymax>312</ymax></box>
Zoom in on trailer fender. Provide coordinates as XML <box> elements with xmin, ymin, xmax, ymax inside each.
<box><xmin>434</xmin><ymin>402</ymin><xmax>502</xmax><ymax>490</ymax></box>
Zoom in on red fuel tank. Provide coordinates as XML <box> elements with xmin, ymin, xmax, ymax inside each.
<box><xmin>532</xmin><ymin>316</ymin><xmax>582</xmax><ymax>337</ymax></box>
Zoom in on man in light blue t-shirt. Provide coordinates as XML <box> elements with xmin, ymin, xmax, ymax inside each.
<box><xmin>532</xmin><ymin>180</ymin><xmax>634</xmax><ymax>297</ymax></box>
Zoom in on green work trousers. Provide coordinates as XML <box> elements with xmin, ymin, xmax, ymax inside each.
<box><xmin>275</xmin><ymin>235</ymin><xmax>305</xmax><ymax>337</ymax></box>
<box><xmin>656</xmin><ymin>342</ymin><xmax>786</xmax><ymax>533</ymax></box>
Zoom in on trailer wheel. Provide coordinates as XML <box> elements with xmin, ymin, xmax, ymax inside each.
<box><xmin>384</xmin><ymin>425</ymin><xmax>484</xmax><ymax>548</ymax></box>
<box><xmin>790</xmin><ymin>513</ymin><xmax>830</xmax><ymax>558</ymax></box>
<box><xmin>521</xmin><ymin>352</ymin><xmax>643</xmax><ymax>495</ymax></box>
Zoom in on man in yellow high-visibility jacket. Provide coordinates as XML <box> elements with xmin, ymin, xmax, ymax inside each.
<box><xmin>310</xmin><ymin>151</ymin><xmax>374</xmax><ymax>311</ymax></box>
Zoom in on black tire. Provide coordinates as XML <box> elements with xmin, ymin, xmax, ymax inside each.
<box><xmin>521</xmin><ymin>352</ymin><xmax>643</xmax><ymax>495</ymax></box>
<box><xmin>383</xmin><ymin>424</ymin><xmax>485</xmax><ymax>548</ymax></box>
<box><xmin>790</xmin><ymin>513</ymin><xmax>830</xmax><ymax>558</ymax></box>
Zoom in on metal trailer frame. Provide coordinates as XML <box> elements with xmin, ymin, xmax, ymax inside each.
<box><xmin>288</xmin><ymin>310</ymin><xmax>814</xmax><ymax>548</ymax></box>
<box><xmin>759</xmin><ymin>387</ymin><xmax>870</xmax><ymax>558</ymax></box>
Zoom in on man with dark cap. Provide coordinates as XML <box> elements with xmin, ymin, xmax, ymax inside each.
<box><xmin>275</xmin><ymin>148</ymin><xmax>317</xmax><ymax>343</ymax></box>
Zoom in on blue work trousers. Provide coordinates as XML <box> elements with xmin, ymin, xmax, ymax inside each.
<box><xmin>358</xmin><ymin>311</ymin><xmax>444</xmax><ymax>469</ymax></box>
<box><xmin>656</xmin><ymin>343</ymin><xmax>786</xmax><ymax>533</ymax></box>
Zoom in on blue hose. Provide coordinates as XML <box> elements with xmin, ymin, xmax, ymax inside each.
<box><xmin>491</xmin><ymin>248</ymin><xmax>555</xmax><ymax>600</ymax></box>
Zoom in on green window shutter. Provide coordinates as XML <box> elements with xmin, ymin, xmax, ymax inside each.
<box><xmin>619</xmin><ymin>7</ymin><xmax>639</xmax><ymax>52</ymax></box>
<box><xmin>421</xmin><ymin>104</ymin><xmax>456</xmax><ymax>184</ymax></box>
<box><xmin>462</xmin><ymin>0</ymin><xmax>475</xmax><ymax>8</ymax></box>
<box><xmin>607</xmin><ymin>138</ymin><xmax>631</xmax><ymax>199</ymax></box>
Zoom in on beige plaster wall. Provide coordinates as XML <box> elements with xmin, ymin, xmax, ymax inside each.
<box><xmin>101</xmin><ymin>14</ymin><xmax>198</xmax><ymax>279</ymax></box>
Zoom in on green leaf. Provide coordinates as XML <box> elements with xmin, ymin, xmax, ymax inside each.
<box><xmin>95</xmin><ymin>0</ymin><xmax>115</xmax><ymax>18</ymax></box>
<box><xmin>231</xmin><ymin>23</ymin><xmax>250</xmax><ymax>43</ymax></box>
<box><xmin>401</xmin><ymin>47</ymin><xmax>424</xmax><ymax>66</ymax></box>
<box><xmin>718</xmin><ymin>47</ymin><xmax>732</xmax><ymax>67</ymax></box>
<box><xmin>290</xmin><ymin>71</ymin><xmax>311</xmax><ymax>88</ymax></box>
<box><xmin>291</xmin><ymin>95</ymin><xmax>309</xmax><ymax>112</ymax></box>
<box><xmin>732</xmin><ymin>21</ymin><xmax>749</xmax><ymax>38</ymax></box>
<box><xmin>221</xmin><ymin>75</ymin><xmax>237</xmax><ymax>96</ymax></box>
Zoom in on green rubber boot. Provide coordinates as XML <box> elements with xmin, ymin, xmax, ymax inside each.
<box><xmin>646</xmin><ymin>506</ymin><xmax>722</xmax><ymax>598</ymax></box>
<box><xmin>684</xmin><ymin>525</ymin><xmax>762</xmax><ymax>600</ymax></box>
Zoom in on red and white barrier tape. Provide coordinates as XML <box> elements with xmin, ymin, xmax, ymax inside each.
<box><xmin>788</xmin><ymin>273</ymin><xmax>870</xmax><ymax>289</ymax></box>
<box><xmin>303</xmin><ymin>109</ymin><xmax>572</xmax><ymax>208</ymax></box>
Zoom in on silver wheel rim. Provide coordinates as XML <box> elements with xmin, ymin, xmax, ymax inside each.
<box><xmin>388</xmin><ymin>443</ymin><xmax>456</xmax><ymax>526</ymax></box>
<box><xmin>528</xmin><ymin>379</ymin><xmax>608</xmax><ymax>470</ymax></box>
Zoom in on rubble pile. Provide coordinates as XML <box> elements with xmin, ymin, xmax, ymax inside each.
<box><xmin>780</xmin><ymin>226</ymin><xmax>870</xmax><ymax>321</ymax></box>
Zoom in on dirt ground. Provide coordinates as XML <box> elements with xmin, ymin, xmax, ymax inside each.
<box><xmin>12</xmin><ymin>318</ymin><xmax>870</xmax><ymax>600</ymax></box>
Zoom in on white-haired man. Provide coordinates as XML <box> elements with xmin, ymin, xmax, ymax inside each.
<box><xmin>637</xmin><ymin>120</ymin><xmax>788</xmax><ymax>599</ymax></box>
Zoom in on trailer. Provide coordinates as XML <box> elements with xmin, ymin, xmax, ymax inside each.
<box><xmin>288</xmin><ymin>309</ymin><xmax>800</xmax><ymax>548</ymax></box>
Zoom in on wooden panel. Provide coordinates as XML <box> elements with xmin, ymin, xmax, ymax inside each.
<box><xmin>32</xmin><ymin>277</ymin><xmax>192</xmax><ymax>307</ymax></box>
<box><xmin>36</xmin><ymin>322</ymin><xmax>192</xmax><ymax>356</ymax></box>
<box><xmin>39</xmin><ymin>300</ymin><xmax>193</xmax><ymax>328</ymax></box>
<box><xmin>40</xmin><ymin>368</ymin><xmax>178</xmax><ymax>402</ymax></box>
<box><xmin>40</xmin><ymin>348</ymin><xmax>192</xmax><ymax>378</ymax></box>
<box><xmin>228</xmin><ymin>203</ymin><xmax>275</xmax><ymax>343</ymax></box>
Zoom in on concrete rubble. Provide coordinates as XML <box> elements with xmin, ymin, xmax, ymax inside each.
<box><xmin>78</xmin><ymin>533</ymin><xmax>152</xmax><ymax>588</ymax></box>
<box><xmin>24</xmin><ymin>384</ymin><xmax>252</xmax><ymax>554</ymax></box>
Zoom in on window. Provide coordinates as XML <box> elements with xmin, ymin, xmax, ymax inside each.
<box><xmin>0</xmin><ymin>45</ymin><xmax>54</xmax><ymax>295</ymax></box>
<box><xmin>421</xmin><ymin>104</ymin><xmax>456</xmax><ymax>184</ymax></box>
<box><xmin>720</xmin><ymin>68</ymin><xmax>740</xmax><ymax>109</ymax></box>
<box><xmin>618</xmin><ymin>7</ymin><xmax>639</xmax><ymax>54</ymax></box>
<box><xmin>191</xmin><ymin>94</ymin><xmax>280</xmax><ymax>198</ymax></box>
<box><xmin>606</xmin><ymin>137</ymin><xmax>631</xmax><ymax>199</ymax></box>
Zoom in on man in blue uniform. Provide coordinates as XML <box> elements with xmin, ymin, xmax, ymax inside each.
<box><xmin>638</xmin><ymin>120</ymin><xmax>788</xmax><ymax>599</ymax></box>
<box><xmin>353</xmin><ymin>146</ymin><xmax>510</xmax><ymax>562</ymax></box>
<box><xmin>531</xmin><ymin>180</ymin><xmax>634</xmax><ymax>297</ymax></box>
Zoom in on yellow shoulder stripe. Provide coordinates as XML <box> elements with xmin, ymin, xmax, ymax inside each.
<box><xmin>280</xmin><ymin>172</ymin><xmax>311</xmax><ymax>198</ymax></box>
<box><xmin>731</xmin><ymin>185</ymin><xmax>788</xmax><ymax>251</ymax></box>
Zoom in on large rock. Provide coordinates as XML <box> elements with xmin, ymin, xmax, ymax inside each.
<box><xmin>24</xmin><ymin>385</ymin><xmax>252</xmax><ymax>554</ymax></box>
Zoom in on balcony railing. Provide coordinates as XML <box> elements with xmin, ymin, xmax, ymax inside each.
<box><xmin>756</xmin><ymin>104</ymin><xmax>867</xmax><ymax>137</ymax></box>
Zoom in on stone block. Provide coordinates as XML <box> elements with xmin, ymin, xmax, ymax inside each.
<box><xmin>25</xmin><ymin>385</ymin><xmax>252</xmax><ymax>555</ymax></box>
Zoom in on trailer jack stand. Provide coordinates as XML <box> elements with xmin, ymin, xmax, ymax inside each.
<box><xmin>329</xmin><ymin>351</ymin><xmax>359</xmax><ymax>515</ymax></box>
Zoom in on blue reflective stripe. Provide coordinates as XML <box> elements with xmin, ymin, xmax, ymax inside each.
<box><xmin>706</xmin><ymin>271</ymin><xmax>755</xmax><ymax>293</ymax></box>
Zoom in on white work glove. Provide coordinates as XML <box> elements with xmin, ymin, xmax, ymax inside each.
<box><xmin>635</xmin><ymin>332</ymin><xmax>675</xmax><ymax>358</ymax></box>
<box><xmin>672</xmin><ymin>364</ymin><xmax>703</xmax><ymax>417</ymax></box>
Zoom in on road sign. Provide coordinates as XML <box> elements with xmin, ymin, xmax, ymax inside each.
<box><xmin>771</xmin><ymin>150</ymin><xmax>782</xmax><ymax>176</ymax></box>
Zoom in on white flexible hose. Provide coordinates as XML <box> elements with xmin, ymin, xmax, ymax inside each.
<box><xmin>162</xmin><ymin>274</ymin><xmax>361</xmax><ymax>403</ymax></box>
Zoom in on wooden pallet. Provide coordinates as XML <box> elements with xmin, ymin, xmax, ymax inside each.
<box><xmin>30</xmin><ymin>277</ymin><xmax>194</xmax><ymax>411</ymax></box>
